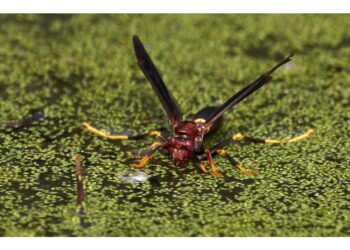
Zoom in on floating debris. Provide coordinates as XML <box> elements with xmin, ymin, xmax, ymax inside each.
<box><xmin>119</xmin><ymin>170</ymin><xmax>150</xmax><ymax>183</ymax></box>
<box><xmin>74</xmin><ymin>154</ymin><xmax>93</xmax><ymax>228</ymax></box>
<box><xmin>75</xmin><ymin>154</ymin><xmax>85</xmax><ymax>210</ymax></box>
<box><xmin>0</xmin><ymin>109</ymin><xmax>45</xmax><ymax>129</ymax></box>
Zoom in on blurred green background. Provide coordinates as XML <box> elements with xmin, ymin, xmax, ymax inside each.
<box><xmin>0</xmin><ymin>14</ymin><xmax>349</xmax><ymax>236</ymax></box>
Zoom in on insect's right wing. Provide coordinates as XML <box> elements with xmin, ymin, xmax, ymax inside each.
<box><xmin>133</xmin><ymin>35</ymin><xmax>182</xmax><ymax>127</ymax></box>
<box><xmin>204</xmin><ymin>54</ymin><xmax>293</xmax><ymax>129</ymax></box>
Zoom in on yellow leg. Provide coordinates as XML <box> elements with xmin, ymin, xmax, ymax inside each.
<box><xmin>82</xmin><ymin>122</ymin><xmax>128</xmax><ymax>139</ymax></box>
<box><xmin>130</xmin><ymin>141</ymin><xmax>163</xmax><ymax>168</ymax></box>
<box><xmin>149</xmin><ymin>131</ymin><xmax>162</xmax><ymax>138</ymax></box>
<box><xmin>82</xmin><ymin>122</ymin><xmax>162</xmax><ymax>140</ymax></box>
<box><xmin>150</xmin><ymin>142</ymin><xmax>163</xmax><ymax>149</ymax></box>
<box><xmin>198</xmin><ymin>163</ymin><xmax>208</xmax><ymax>173</ymax></box>
<box><xmin>281</xmin><ymin>128</ymin><xmax>315</xmax><ymax>143</ymax></box>
<box><xmin>216</xmin><ymin>149</ymin><xmax>257</xmax><ymax>175</ymax></box>
<box><xmin>130</xmin><ymin>153</ymin><xmax>156</xmax><ymax>168</ymax></box>
<box><xmin>232</xmin><ymin>128</ymin><xmax>315</xmax><ymax>145</ymax></box>
<box><xmin>133</xmin><ymin>142</ymin><xmax>163</xmax><ymax>159</ymax></box>
<box><xmin>204</xmin><ymin>149</ymin><xmax>223</xmax><ymax>177</ymax></box>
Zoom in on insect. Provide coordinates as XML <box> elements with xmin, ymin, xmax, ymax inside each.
<box><xmin>82</xmin><ymin>36</ymin><xmax>315</xmax><ymax>177</ymax></box>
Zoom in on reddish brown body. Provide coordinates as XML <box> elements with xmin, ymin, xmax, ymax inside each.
<box><xmin>162</xmin><ymin>120</ymin><xmax>207</xmax><ymax>165</ymax></box>
<box><xmin>160</xmin><ymin>107</ymin><xmax>219</xmax><ymax>166</ymax></box>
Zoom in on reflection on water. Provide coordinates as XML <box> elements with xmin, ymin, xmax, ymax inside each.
<box><xmin>119</xmin><ymin>170</ymin><xmax>150</xmax><ymax>183</ymax></box>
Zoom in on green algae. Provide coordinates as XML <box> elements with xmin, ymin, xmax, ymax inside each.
<box><xmin>0</xmin><ymin>14</ymin><xmax>349</xmax><ymax>236</ymax></box>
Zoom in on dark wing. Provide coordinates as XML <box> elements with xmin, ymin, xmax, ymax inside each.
<box><xmin>133</xmin><ymin>35</ymin><xmax>182</xmax><ymax>127</ymax></box>
<box><xmin>204</xmin><ymin>54</ymin><xmax>293</xmax><ymax>128</ymax></box>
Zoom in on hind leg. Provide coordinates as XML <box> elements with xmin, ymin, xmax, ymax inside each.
<box><xmin>82</xmin><ymin>122</ymin><xmax>164</xmax><ymax>140</ymax></box>
<box><xmin>205</xmin><ymin>128</ymin><xmax>316</xmax><ymax>175</ymax></box>
<box><xmin>231</xmin><ymin>128</ymin><xmax>315</xmax><ymax>144</ymax></box>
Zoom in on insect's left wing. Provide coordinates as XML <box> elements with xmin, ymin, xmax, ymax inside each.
<box><xmin>204</xmin><ymin>54</ymin><xmax>293</xmax><ymax>129</ymax></box>
<box><xmin>133</xmin><ymin>36</ymin><xmax>182</xmax><ymax>127</ymax></box>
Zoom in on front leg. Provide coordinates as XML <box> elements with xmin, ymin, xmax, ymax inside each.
<box><xmin>215</xmin><ymin>149</ymin><xmax>257</xmax><ymax>175</ymax></box>
<box><xmin>208</xmin><ymin>139</ymin><xmax>257</xmax><ymax>175</ymax></box>
<box><xmin>204</xmin><ymin>149</ymin><xmax>223</xmax><ymax>177</ymax></box>
<box><xmin>130</xmin><ymin>142</ymin><xmax>163</xmax><ymax>168</ymax></box>
<box><xmin>194</xmin><ymin>149</ymin><xmax>223</xmax><ymax>177</ymax></box>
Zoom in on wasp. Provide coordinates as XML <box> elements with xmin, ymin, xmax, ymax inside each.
<box><xmin>82</xmin><ymin>36</ymin><xmax>314</xmax><ymax>177</ymax></box>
